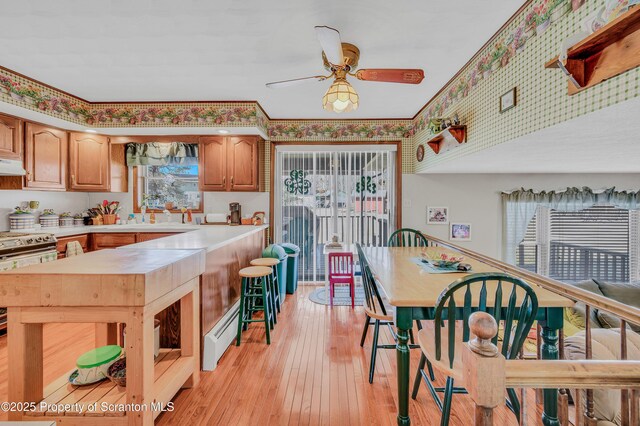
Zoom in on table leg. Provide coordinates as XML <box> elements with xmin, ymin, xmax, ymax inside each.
<box><xmin>7</xmin><ymin>307</ymin><xmax>43</xmax><ymax>421</ymax></box>
<box><xmin>540</xmin><ymin>308</ymin><xmax>563</xmax><ymax>426</ymax></box>
<box><xmin>126</xmin><ymin>307</ymin><xmax>155</xmax><ymax>426</ymax></box>
<box><xmin>395</xmin><ymin>307</ymin><xmax>412</xmax><ymax>426</ymax></box>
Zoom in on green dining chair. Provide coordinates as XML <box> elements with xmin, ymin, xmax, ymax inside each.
<box><xmin>387</xmin><ymin>228</ymin><xmax>434</xmax><ymax>247</ymax></box>
<box><xmin>355</xmin><ymin>243</ymin><xmax>421</xmax><ymax>383</ymax></box>
<box><xmin>411</xmin><ymin>272</ymin><xmax>539</xmax><ymax>426</ymax></box>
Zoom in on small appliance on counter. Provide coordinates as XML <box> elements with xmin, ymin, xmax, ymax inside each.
<box><xmin>229</xmin><ymin>202</ymin><xmax>241</xmax><ymax>226</ymax></box>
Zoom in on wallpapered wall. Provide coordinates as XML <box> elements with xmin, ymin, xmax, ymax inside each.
<box><xmin>412</xmin><ymin>0</ymin><xmax>640</xmax><ymax>172</ymax></box>
<box><xmin>0</xmin><ymin>0</ymin><xmax>638</xmax><ymax>179</ymax></box>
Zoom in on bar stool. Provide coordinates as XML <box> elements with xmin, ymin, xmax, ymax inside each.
<box><xmin>250</xmin><ymin>258</ymin><xmax>281</xmax><ymax>323</ymax></box>
<box><xmin>236</xmin><ymin>266</ymin><xmax>274</xmax><ymax>345</ymax></box>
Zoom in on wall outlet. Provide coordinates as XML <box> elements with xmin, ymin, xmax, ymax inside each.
<box><xmin>403</xmin><ymin>198</ymin><xmax>412</xmax><ymax>208</ymax></box>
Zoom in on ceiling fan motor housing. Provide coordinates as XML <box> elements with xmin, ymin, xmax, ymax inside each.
<box><xmin>322</xmin><ymin>43</ymin><xmax>360</xmax><ymax>71</ymax></box>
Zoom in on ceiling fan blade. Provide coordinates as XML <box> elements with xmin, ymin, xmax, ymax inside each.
<box><xmin>266</xmin><ymin>75</ymin><xmax>328</xmax><ymax>89</ymax></box>
<box><xmin>355</xmin><ymin>69</ymin><xmax>425</xmax><ymax>84</ymax></box>
<box><xmin>314</xmin><ymin>26</ymin><xmax>344</xmax><ymax>66</ymax></box>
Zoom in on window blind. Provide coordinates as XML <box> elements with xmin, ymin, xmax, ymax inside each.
<box><xmin>517</xmin><ymin>205</ymin><xmax>631</xmax><ymax>283</ymax></box>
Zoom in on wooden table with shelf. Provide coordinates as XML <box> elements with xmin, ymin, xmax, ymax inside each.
<box><xmin>361</xmin><ymin>246</ymin><xmax>574</xmax><ymax>426</ymax></box>
<box><xmin>0</xmin><ymin>248</ymin><xmax>205</xmax><ymax>425</ymax></box>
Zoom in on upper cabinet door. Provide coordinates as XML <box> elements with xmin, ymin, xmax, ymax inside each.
<box><xmin>227</xmin><ymin>136</ymin><xmax>259</xmax><ymax>191</ymax></box>
<box><xmin>24</xmin><ymin>123</ymin><xmax>67</xmax><ymax>190</ymax></box>
<box><xmin>0</xmin><ymin>113</ymin><xmax>22</xmax><ymax>160</ymax></box>
<box><xmin>69</xmin><ymin>132</ymin><xmax>110</xmax><ymax>191</ymax></box>
<box><xmin>199</xmin><ymin>136</ymin><xmax>227</xmax><ymax>191</ymax></box>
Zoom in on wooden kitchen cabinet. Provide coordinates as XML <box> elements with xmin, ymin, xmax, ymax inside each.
<box><xmin>91</xmin><ymin>233</ymin><xmax>137</xmax><ymax>250</ymax></box>
<box><xmin>0</xmin><ymin>113</ymin><xmax>22</xmax><ymax>160</ymax></box>
<box><xmin>199</xmin><ymin>136</ymin><xmax>227</xmax><ymax>191</ymax></box>
<box><xmin>56</xmin><ymin>234</ymin><xmax>90</xmax><ymax>259</ymax></box>
<box><xmin>227</xmin><ymin>136</ymin><xmax>259</xmax><ymax>191</ymax></box>
<box><xmin>69</xmin><ymin>132</ymin><xmax>110</xmax><ymax>191</ymax></box>
<box><xmin>136</xmin><ymin>232</ymin><xmax>179</xmax><ymax>242</ymax></box>
<box><xmin>198</xmin><ymin>135</ymin><xmax>260</xmax><ymax>192</ymax></box>
<box><xmin>24</xmin><ymin>122</ymin><xmax>68</xmax><ymax>190</ymax></box>
<box><xmin>109</xmin><ymin>143</ymin><xmax>128</xmax><ymax>192</ymax></box>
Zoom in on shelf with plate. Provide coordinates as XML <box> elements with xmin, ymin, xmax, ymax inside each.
<box><xmin>545</xmin><ymin>6</ymin><xmax>640</xmax><ymax>95</ymax></box>
<box><xmin>425</xmin><ymin>125</ymin><xmax>467</xmax><ymax>155</ymax></box>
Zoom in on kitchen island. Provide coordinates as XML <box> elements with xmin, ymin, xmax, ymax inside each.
<box><xmin>0</xmin><ymin>248</ymin><xmax>205</xmax><ymax>425</ymax></box>
<box><xmin>120</xmin><ymin>225</ymin><xmax>268</xmax><ymax>370</ymax></box>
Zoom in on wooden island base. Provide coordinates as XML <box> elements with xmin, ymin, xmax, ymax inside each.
<box><xmin>2</xmin><ymin>249</ymin><xmax>205</xmax><ymax>426</ymax></box>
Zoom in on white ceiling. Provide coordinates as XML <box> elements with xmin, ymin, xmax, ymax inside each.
<box><xmin>0</xmin><ymin>0</ymin><xmax>523</xmax><ymax>119</ymax></box>
<box><xmin>420</xmin><ymin>97</ymin><xmax>640</xmax><ymax>174</ymax></box>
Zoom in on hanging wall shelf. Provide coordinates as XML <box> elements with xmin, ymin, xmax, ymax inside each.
<box><xmin>545</xmin><ymin>7</ymin><xmax>640</xmax><ymax>95</ymax></box>
<box><xmin>426</xmin><ymin>125</ymin><xmax>467</xmax><ymax>155</ymax></box>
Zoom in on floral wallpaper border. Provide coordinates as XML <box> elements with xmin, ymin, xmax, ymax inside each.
<box><xmin>0</xmin><ymin>0</ymin><xmax>633</xmax><ymax>147</ymax></box>
<box><xmin>268</xmin><ymin>120</ymin><xmax>414</xmax><ymax>140</ymax></box>
<box><xmin>0</xmin><ymin>68</ymin><xmax>264</xmax><ymax>130</ymax></box>
<box><xmin>410</xmin><ymin>0</ymin><xmax>633</xmax><ymax>137</ymax></box>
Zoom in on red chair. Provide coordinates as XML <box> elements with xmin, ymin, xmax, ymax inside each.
<box><xmin>328</xmin><ymin>252</ymin><xmax>355</xmax><ymax>308</ymax></box>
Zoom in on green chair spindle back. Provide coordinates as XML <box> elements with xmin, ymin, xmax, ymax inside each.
<box><xmin>355</xmin><ymin>243</ymin><xmax>388</xmax><ymax>317</ymax></box>
<box><xmin>387</xmin><ymin>228</ymin><xmax>433</xmax><ymax>247</ymax></box>
<box><xmin>433</xmin><ymin>272</ymin><xmax>539</xmax><ymax>369</ymax></box>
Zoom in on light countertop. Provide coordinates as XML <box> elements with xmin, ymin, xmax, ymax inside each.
<box><xmin>118</xmin><ymin>224</ymin><xmax>268</xmax><ymax>252</ymax></box>
<box><xmin>10</xmin><ymin>223</ymin><xmax>204</xmax><ymax>237</ymax></box>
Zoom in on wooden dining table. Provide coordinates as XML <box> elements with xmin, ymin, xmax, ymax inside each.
<box><xmin>362</xmin><ymin>246</ymin><xmax>574</xmax><ymax>426</ymax></box>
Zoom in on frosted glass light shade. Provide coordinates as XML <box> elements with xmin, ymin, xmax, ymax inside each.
<box><xmin>322</xmin><ymin>79</ymin><xmax>358</xmax><ymax>113</ymax></box>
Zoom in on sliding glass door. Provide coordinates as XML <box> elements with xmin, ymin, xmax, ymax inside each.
<box><xmin>274</xmin><ymin>144</ymin><xmax>397</xmax><ymax>283</ymax></box>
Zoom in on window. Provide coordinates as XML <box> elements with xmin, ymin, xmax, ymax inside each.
<box><xmin>135</xmin><ymin>165</ymin><xmax>202</xmax><ymax>212</ymax></box>
<box><xmin>517</xmin><ymin>205</ymin><xmax>636</xmax><ymax>283</ymax></box>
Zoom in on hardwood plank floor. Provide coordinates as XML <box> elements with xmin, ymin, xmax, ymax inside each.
<box><xmin>0</xmin><ymin>286</ymin><xmax>545</xmax><ymax>425</ymax></box>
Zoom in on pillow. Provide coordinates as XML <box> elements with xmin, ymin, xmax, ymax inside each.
<box><xmin>564</xmin><ymin>328</ymin><xmax>640</xmax><ymax>425</ymax></box>
<box><xmin>593</xmin><ymin>281</ymin><xmax>640</xmax><ymax>332</ymax></box>
<box><xmin>565</xmin><ymin>280</ymin><xmax>604</xmax><ymax>329</ymax></box>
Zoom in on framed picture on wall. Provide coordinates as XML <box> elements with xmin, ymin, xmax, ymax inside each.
<box><xmin>450</xmin><ymin>223</ymin><xmax>472</xmax><ymax>241</ymax></box>
<box><xmin>499</xmin><ymin>87</ymin><xmax>517</xmax><ymax>113</ymax></box>
<box><xmin>427</xmin><ymin>206</ymin><xmax>449</xmax><ymax>224</ymax></box>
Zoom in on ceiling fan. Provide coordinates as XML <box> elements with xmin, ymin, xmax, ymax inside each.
<box><xmin>266</xmin><ymin>26</ymin><xmax>425</xmax><ymax>113</ymax></box>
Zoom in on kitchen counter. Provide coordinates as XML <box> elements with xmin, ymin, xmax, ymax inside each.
<box><xmin>120</xmin><ymin>224</ymin><xmax>268</xmax><ymax>252</ymax></box>
<box><xmin>10</xmin><ymin>223</ymin><xmax>203</xmax><ymax>237</ymax></box>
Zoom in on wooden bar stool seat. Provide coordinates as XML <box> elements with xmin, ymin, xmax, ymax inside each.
<box><xmin>250</xmin><ymin>258</ymin><xmax>282</xmax><ymax>322</ymax></box>
<box><xmin>240</xmin><ymin>265</ymin><xmax>273</xmax><ymax>277</ymax></box>
<box><xmin>236</xmin><ymin>266</ymin><xmax>275</xmax><ymax>345</ymax></box>
<box><xmin>250</xmin><ymin>258</ymin><xmax>279</xmax><ymax>267</ymax></box>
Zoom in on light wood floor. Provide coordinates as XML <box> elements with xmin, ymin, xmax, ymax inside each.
<box><xmin>0</xmin><ymin>286</ymin><xmax>545</xmax><ymax>425</ymax></box>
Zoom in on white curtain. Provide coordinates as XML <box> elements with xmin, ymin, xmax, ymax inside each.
<box><xmin>502</xmin><ymin>187</ymin><xmax>640</xmax><ymax>264</ymax></box>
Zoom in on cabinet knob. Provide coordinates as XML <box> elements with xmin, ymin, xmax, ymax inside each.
<box><xmin>223</xmin><ymin>176</ymin><xmax>226</xmax><ymax>185</ymax></box>
<box><xmin>71</xmin><ymin>174</ymin><xmax>75</xmax><ymax>184</ymax></box>
<box><xmin>26</xmin><ymin>171</ymin><xmax>31</xmax><ymax>181</ymax></box>
<box><xmin>231</xmin><ymin>176</ymin><xmax>234</xmax><ymax>186</ymax></box>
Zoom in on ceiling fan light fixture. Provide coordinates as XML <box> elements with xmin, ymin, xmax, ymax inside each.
<box><xmin>322</xmin><ymin>78</ymin><xmax>358</xmax><ymax>113</ymax></box>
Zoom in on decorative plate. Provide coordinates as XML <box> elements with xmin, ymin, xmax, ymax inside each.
<box><xmin>416</xmin><ymin>144</ymin><xmax>425</xmax><ymax>162</ymax></box>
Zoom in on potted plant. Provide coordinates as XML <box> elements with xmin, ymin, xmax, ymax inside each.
<box><xmin>9</xmin><ymin>206</ymin><xmax>35</xmax><ymax>230</ymax></box>
<box><xmin>59</xmin><ymin>212</ymin><xmax>74</xmax><ymax>227</ymax></box>
<box><xmin>73</xmin><ymin>213</ymin><xmax>85</xmax><ymax>227</ymax></box>
<box><xmin>40</xmin><ymin>209</ymin><xmax>59</xmax><ymax>228</ymax></box>
<box><xmin>97</xmin><ymin>200</ymin><xmax>121</xmax><ymax>225</ymax></box>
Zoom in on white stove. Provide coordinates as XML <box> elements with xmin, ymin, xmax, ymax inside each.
<box><xmin>0</xmin><ymin>232</ymin><xmax>57</xmax><ymax>259</ymax></box>
<box><xmin>0</xmin><ymin>232</ymin><xmax>58</xmax><ymax>332</ymax></box>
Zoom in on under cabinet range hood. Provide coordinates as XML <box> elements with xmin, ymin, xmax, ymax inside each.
<box><xmin>0</xmin><ymin>158</ymin><xmax>26</xmax><ymax>176</ymax></box>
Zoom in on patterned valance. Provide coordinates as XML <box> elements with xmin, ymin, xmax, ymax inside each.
<box><xmin>125</xmin><ymin>142</ymin><xmax>198</xmax><ymax>166</ymax></box>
